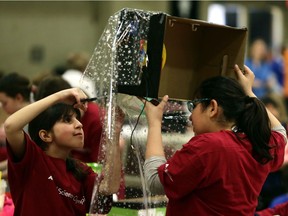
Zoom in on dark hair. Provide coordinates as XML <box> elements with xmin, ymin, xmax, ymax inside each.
<box><xmin>28</xmin><ymin>103</ymin><xmax>88</xmax><ymax>180</ymax></box>
<box><xmin>194</xmin><ymin>76</ymin><xmax>273</xmax><ymax>164</ymax></box>
<box><xmin>0</xmin><ymin>72</ymin><xmax>31</xmax><ymax>101</ymax></box>
<box><xmin>34</xmin><ymin>76</ymin><xmax>71</xmax><ymax>101</ymax></box>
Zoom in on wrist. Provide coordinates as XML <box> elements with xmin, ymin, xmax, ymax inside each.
<box><xmin>246</xmin><ymin>91</ymin><xmax>256</xmax><ymax>98</ymax></box>
<box><xmin>148</xmin><ymin>122</ymin><xmax>162</xmax><ymax>130</ymax></box>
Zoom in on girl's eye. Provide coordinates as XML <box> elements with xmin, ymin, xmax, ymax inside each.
<box><xmin>63</xmin><ymin>116</ymin><xmax>72</xmax><ymax>123</ymax></box>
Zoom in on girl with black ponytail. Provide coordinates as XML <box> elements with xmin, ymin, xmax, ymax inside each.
<box><xmin>144</xmin><ymin>65</ymin><xmax>287</xmax><ymax>216</ymax></box>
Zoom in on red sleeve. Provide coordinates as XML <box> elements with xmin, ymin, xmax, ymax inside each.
<box><xmin>0</xmin><ymin>146</ymin><xmax>7</xmax><ymax>161</ymax></box>
<box><xmin>7</xmin><ymin>132</ymin><xmax>40</xmax><ymax>173</ymax></box>
<box><xmin>269</xmin><ymin>131</ymin><xmax>287</xmax><ymax>172</ymax></box>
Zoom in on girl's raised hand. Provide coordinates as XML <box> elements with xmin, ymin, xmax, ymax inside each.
<box><xmin>57</xmin><ymin>88</ymin><xmax>88</xmax><ymax>111</ymax></box>
<box><xmin>234</xmin><ymin>64</ymin><xmax>255</xmax><ymax>96</ymax></box>
<box><xmin>144</xmin><ymin>95</ymin><xmax>169</xmax><ymax>127</ymax></box>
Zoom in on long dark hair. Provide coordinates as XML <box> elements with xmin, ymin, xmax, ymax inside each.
<box><xmin>28</xmin><ymin>103</ymin><xmax>88</xmax><ymax>180</ymax></box>
<box><xmin>194</xmin><ymin>76</ymin><xmax>272</xmax><ymax>164</ymax></box>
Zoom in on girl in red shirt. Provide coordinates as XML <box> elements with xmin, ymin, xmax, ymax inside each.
<box><xmin>144</xmin><ymin>65</ymin><xmax>287</xmax><ymax>216</ymax></box>
<box><xmin>4</xmin><ymin>88</ymin><xmax>123</xmax><ymax>216</ymax></box>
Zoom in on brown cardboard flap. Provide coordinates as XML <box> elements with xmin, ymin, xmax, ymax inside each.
<box><xmin>158</xmin><ymin>16</ymin><xmax>247</xmax><ymax>100</ymax></box>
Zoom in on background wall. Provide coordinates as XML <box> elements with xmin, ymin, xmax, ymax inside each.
<box><xmin>0</xmin><ymin>1</ymin><xmax>287</xmax><ymax>80</ymax></box>
<box><xmin>0</xmin><ymin>1</ymin><xmax>169</xmax><ymax>79</ymax></box>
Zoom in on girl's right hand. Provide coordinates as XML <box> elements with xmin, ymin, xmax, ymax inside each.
<box><xmin>56</xmin><ymin>88</ymin><xmax>88</xmax><ymax>111</ymax></box>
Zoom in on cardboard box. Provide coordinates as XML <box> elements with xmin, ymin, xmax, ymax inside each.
<box><xmin>116</xmin><ymin>9</ymin><xmax>247</xmax><ymax>100</ymax></box>
<box><xmin>159</xmin><ymin>16</ymin><xmax>247</xmax><ymax>100</ymax></box>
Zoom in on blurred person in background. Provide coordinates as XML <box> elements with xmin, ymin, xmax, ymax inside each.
<box><xmin>282</xmin><ymin>46</ymin><xmax>288</xmax><ymax>111</ymax></box>
<box><xmin>0</xmin><ymin>73</ymin><xmax>33</xmax><ymax>116</ymax></box>
<box><xmin>0</xmin><ymin>72</ymin><xmax>34</xmax><ymax>179</ymax></box>
<box><xmin>269</xmin><ymin>45</ymin><xmax>287</xmax><ymax>90</ymax></box>
<box><xmin>245</xmin><ymin>39</ymin><xmax>281</xmax><ymax>99</ymax></box>
<box><xmin>62</xmin><ymin>51</ymin><xmax>95</xmax><ymax>98</ymax></box>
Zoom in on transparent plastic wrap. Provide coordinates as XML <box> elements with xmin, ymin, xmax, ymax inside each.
<box><xmin>81</xmin><ymin>8</ymin><xmax>194</xmax><ymax>215</ymax></box>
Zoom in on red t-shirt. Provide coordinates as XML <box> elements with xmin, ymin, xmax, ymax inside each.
<box><xmin>0</xmin><ymin>146</ymin><xmax>7</xmax><ymax>161</ymax></box>
<box><xmin>7</xmin><ymin>133</ymin><xmax>111</xmax><ymax>216</ymax></box>
<box><xmin>158</xmin><ymin>130</ymin><xmax>286</xmax><ymax>216</ymax></box>
<box><xmin>71</xmin><ymin>102</ymin><xmax>102</xmax><ymax>163</ymax></box>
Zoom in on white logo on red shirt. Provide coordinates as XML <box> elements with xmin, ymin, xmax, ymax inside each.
<box><xmin>56</xmin><ymin>186</ymin><xmax>85</xmax><ymax>205</ymax></box>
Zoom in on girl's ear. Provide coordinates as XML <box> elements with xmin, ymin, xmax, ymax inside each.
<box><xmin>39</xmin><ymin>130</ymin><xmax>52</xmax><ymax>143</ymax></box>
<box><xmin>208</xmin><ymin>99</ymin><xmax>219</xmax><ymax>118</ymax></box>
<box><xmin>15</xmin><ymin>93</ymin><xmax>24</xmax><ymax>102</ymax></box>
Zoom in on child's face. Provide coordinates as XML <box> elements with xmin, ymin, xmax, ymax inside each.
<box><xmin>50</xmin><ymin>113</ymin><xmax>84</xmax><ymax>150</ymax></box>
<box><xmin>0</xmin><ymin>92</ymin><xmax>22</xmax><ymax>115</ymax></box>
<box><xmin>189</xmin><ymin>103</ymin><xmax>210</xmax><ymax>135</ymax></box>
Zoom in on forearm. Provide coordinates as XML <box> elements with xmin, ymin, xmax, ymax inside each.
<box><xmin>246</xmin><ymin>91</ymin><xmax>282</xmax><ymax>129</ymax></box>
<box><xmin>4</xmin><ymin>93</ymin><xmax>60</xmax><ymax>134</ymax></box>
<box><xmin>146</xmin><ymin>123</ymin><xmax>165</xmax><ymax>159</ymax></box>
<box><xmin>144</xmin><ymin>95</ymin><xmax>168</xmax><ymax>160</ymax></box>
<box><xmin>99</xmin><ymin>133</ymin><xmax>122</xmax><ymax>195</ymax></box>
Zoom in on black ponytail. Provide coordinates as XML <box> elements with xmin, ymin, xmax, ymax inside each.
<box><xmin>237</xmin><ymin>97</ymin><xmax>273</xmax><ymax>164</ymax></box>
<box><xmin>66</xmin><ymin>157</ymin><xmax>89</xmax><ymax>181</ymax></box>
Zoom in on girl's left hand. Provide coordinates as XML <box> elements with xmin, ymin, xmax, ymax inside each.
<box><xmin>144</xmin><ymin>95</ymin><xmax>169</xmax><ymax>127</ymax></box>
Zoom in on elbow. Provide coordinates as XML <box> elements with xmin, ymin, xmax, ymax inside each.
<box><xmin>3</xmin><ymin>117</ymin><xmax>14</xmax><ymax>135</ymax></box>
<box><xmin>144</xmin><ymin>158</ymin><xmax>166</xmax><ymax>195</ymax></box>
<box><xmin>145</xmin><ymin>172</ymin><xmax>165</xmax><ymax>195</ymax></box>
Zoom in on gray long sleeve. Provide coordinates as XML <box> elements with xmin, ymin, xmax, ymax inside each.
<box><xmin>144</xmin><ymin>156</ymin><xmax>166</xmax><ymax>194</ymax></box>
